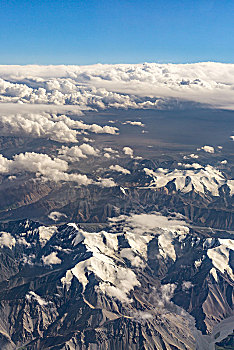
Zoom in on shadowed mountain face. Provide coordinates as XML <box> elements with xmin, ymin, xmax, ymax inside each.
<box><xmin>0</xmin><ymin>105</ymin><xmax>233</xmax><ymax>350</ymax></box>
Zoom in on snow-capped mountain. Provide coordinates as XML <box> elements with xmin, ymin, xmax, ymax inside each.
<box><xmin>0</xmin><ymin>212</ymin><xmax>233</xmax><ymax>349</ymax></box>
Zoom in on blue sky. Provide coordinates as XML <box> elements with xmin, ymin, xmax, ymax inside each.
<box><xmin>0</xmin><ymin>0</ymin><xmax>233</xmax><ymax>64</ymax></box>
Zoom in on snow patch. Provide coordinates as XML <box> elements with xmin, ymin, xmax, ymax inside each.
<box><xmin>26</xmin><ymin>291</ymin><xmax>48</xmax><ymax>306</ymax></box>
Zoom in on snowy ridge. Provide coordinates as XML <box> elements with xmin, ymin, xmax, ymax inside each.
<box><xmin>60</xmin><ymin>213</ymin><xmax>190</xmax><ymax>302</ymax></box>
<box><xmin>143</xmin><ymin>165</ymin><xmax>234</xmax><ymax>196</ymax></box>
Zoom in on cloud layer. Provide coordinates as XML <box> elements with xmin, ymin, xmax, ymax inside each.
<box><xmin>0</xmin><ymin>62</ymin><xmax>234</xmax><ymax>109</ymax></box>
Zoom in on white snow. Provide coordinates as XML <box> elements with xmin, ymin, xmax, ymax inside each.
<box><xmin>61</xmin><ymin>212</ymin><xmax>190</xmax><ymax>301</ymax></box>
<box><xmin>158</xmin><ymin>231</ymin><xmax>176</xmax><ymax>261</ymax></box>
<box><xmin>26</xmin><ymin>291</ymin><xmax>48</xmax><ymax>306</ymax></box>
<box><xmin>120</xmin><ymin>186</ymin><xmax>127</xmax><ymax>195</ymax></box>
<box><xmin>207</xmin><ymin>238</ymin><xmax>234</xmax><ymax>280</ymax></box>
<box><xmin>62</xmin><ymin>230</ymin><xmax>139</xmax><ymax>302</ymax></box>
<box><xmin>143</xmin><ymin>165</ymin><xmax>232</xmax><ymax>196</ymax></box>
<box><xmin>38</xmin><ymin>226</ymin><xmax>57</xmax><ymax>247</ymax></box>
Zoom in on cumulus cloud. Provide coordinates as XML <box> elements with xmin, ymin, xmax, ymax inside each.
<box><xmin>0</xmin><ymin>75</ymin><xmax>165</xmax><ymax>111</ymax></box>
<box><xmin>0</xmin><ymin>113</ymin><xmax>78</xmax><ymax>143</ymax></box>
<box><xmin>109</xmin><ymin>164</ymin><xmax>131</xmax><ymax>175</ymax></box>
<box><xmin>0</xmin><ymin>151</ymin><xmax>93</xmax><ymax>185</ymax></box>
<box><xmin>220</xmin><ymin>160</ymin><xmax>227</xmax><ymax>164</ymax></box>
<box><xmin>83</xmin><ymin>137</ymin><xmax>94</xmax><ymax>143</ymax></box>
<box><xmin>0</xmin><ymin>151</ymin><xmax>119</xmax><ymax>188</ymax></box>
<box><xmin>104</xmin><ymin>153</ymin><xmax>111</xmax><ymax>158</ymax></box>
<box><xmin>42</xmin><ymin>252</ymin><xmax>62</xmax><ymax>265</ymax></box>
<box><xmin>0</xmin><ymin>112</ymin><xmax>119</xmax><ymax>143</ymax></box>
<box><xmin>103</xmin><ymin>147</ymin><xmax>118</xmax><ymax>154</ymax></box>
<box><xmin>123</xmin><ymin>120</ymin><xmax>145</xmax><ymax>127</ymax></box>
<box><xmin>58</xmin><ymin>144</ymin><xmax>99</xmax><ymax>162</ymax></box>
<box><xmin>97</xmin><ymin>178</ymin><xmax>117</xmax><ymax>187</ymax></box>
<box><xmin>58</xmin><ymin>146</ymin><xmax>87</xmax><ymax>161</ymax></box>
<box><xmin>0</xmin><ymin>232</ymin><xmax>16</xmax><ymax>249</ymax></box>
<box><xmin>183</xmin><ymin>153</ymin><xmax>199</xmax><ymax>159</ymax></box>
<box><xmin>198</xmin><ymin>145</ymin><xmax>215</xmax><ymax>153</ymax></box>
<box><xmin>123</xmin><ymin>146</ymin><xmax>134</xmax><ymax>157</ymax></box>
<box><xmin>79</xmin><ymin>143</ymin><xmax>99</xmax><ymax>156</ymax></box>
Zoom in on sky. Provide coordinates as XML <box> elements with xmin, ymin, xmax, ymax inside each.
<box><xmin>0</xmin><ymin>0</ymin><xmax>234</xmax><ymax>65</ymax></box>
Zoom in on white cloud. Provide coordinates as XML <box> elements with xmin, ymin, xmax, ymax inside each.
<box><xmin>160</xmin><ymin>284</ymin><xmax>177</xmax><ymax>304</ymax></box>
<box><xmin>177</xmin><ymin>162</ymin><xmax>202</xmax><ymax>169</ymax></box>
<box><xmin>199</xmin><ymin>145</ymin><xmax>215</xmax><ymax>153</ymax></box>
<box><xmin>117</xmin><ymin>212</ymin><xmax>188</xmax><ymax>236</ymax></box>
<box><xmin>123</xmin><ymin>120</ymin><xmax>145</xmax><ymax>127</ymax></box>
<box><xmin>97</xmin><ymin>178</ymin><xmax>117</xmax><ymax>187</ymax></box>
<box><xmin>104</xmin><ymin>153</ymin><xmax>111</xmax><ymax>158</ymax></box>
<box><xmin>0</xmin><ymin>151</ymin><xmax>93</xmax><ymax>185</ymax></box>
<box><xmin>58</xmin><ymin>144</ymin><xmax>99</xmax><ymax>162</ymax></box>
<box><xmin>120</xmin><ymin>248</ymin><xmax>144</xmax><ymax>267</ymax></box>
<box><xmin>0</xmin><ymin>113</ymin><xmax>79</xmax><ymax>143</ymax></box>
<box><xmin>0</xmin><ymin>112</ymin><xmax>118</xmax><ymax>143</ymax></box>
<box><xmin>220</xmin><ymin>160</ymin><xmax>227</xmax><ymax>164</ymax></box>
<box><xmin>182</xmin><ymin>281</ymin><xmax>193</xmax><ymax>291</ymax></box>
<box><xmin>58</xmin><ymin>146</ymin><xmax>87</xmax><ymax>161</ymax></box>
<box><xmin>109</xmin><ymin>164</ymin><xmax>130</xmax><ymax>175</ymax></box>
<box><xmin>103</xmin><ymin>147</ymin><xmax>118</xmax><ymax>154</ymax></box>
<box><xmin>42</xmin><ymin>252</ymin><xmax>62</xmax><ymax>265</ymax></box>
<box><xmin>48</xmin><ymin>211</ymin><xmax>67</xmax><ymax>221</ymax></box>
<box><xmin>123</xmin><ymin>146</ymin><xmax>133</xmax><ymax>157</ymax></box>
<box><xmin>0</xmin><ymin>151</ymin><xmax>119</xmax><ymax>188</ymax></box>
<box><xmin>83</xmin><ymin>137</ymin><xmax>94</xmax><ymax>143</ymax></box>
<box><xmin>0</xmin><ymin>232</ymin><xmax>16</xmax><ymax>249</ymax></box>
<box><xmin>1</xmin><ymin>62</ymin><xmax>234</xmax><ymax>109</ymax></box>
<box><xmin>79</xmin><ymin>143</ymin><xmax>99</xmax><ymax>156</ymax></box>
<box><xmin>183</xmin><ymin>153</ymin><xmax>199</xmax><ymax>159</ymax></box>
